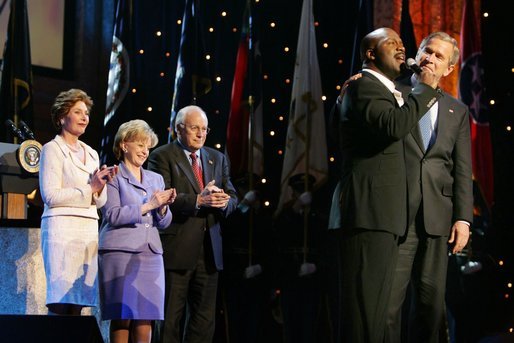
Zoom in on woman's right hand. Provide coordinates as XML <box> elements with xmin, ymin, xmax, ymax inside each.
<box><xmin>90</xmin><ymin>165</ymin><xmax>117</xmax><ymax>194</ymax></box>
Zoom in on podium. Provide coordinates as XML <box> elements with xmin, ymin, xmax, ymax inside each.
<box><xmin>0</xmin><ymin>142</ymin><xmax>40</xmax><ymax>219</ymax></box>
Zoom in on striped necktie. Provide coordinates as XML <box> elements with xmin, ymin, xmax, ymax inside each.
<box><xmin>190</xmin><ymin>153</ymin><xmax>204</xmax><ymax>189</ymax></box>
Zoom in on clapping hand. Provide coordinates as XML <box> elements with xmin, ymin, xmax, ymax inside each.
<box><xmin>90</xmin><ymin>164</ymin><xmax>118</xmax><ymax>194</ymax></box>
<box><xmin>197</xmin><ymin>180</ymin><xmax>230</xmax><ymax>208</ymax></box>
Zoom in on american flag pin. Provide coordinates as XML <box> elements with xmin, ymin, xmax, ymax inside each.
<box><xmin>449</xmin><ymin>109</ymin><xmax>454</xmax><ymax>113</ymax></box>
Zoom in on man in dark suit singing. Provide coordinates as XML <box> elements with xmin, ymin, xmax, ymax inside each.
<box><xmin>386</xmin><ymin>32</ymin><xmax>473</xmax><ymax>343</ymax></box>
<box><xmin>148</xmin><ymin>105</ymin><xmax>237</xmax><ymax>343</ymax></box>
<box><xmin>329</xmin><ymin>27</ymin><xmax>442</xmax><ymax>342</ymax></box>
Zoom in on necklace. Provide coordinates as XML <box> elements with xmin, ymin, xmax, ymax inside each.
<box><xmin>66</xmin><ymin>142</ymin><xmax>82</xmax><ymax>152</ymax></box>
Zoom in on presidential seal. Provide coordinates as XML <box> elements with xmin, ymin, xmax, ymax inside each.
<box><xmin>18</xmin><ymin>139</ymin><xmax>42</xmax><ymax>173</ymax></box>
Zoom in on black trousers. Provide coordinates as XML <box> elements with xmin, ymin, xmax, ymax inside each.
<box><xmin>160</xmin><ymin>243</ymin><xmax>219</xmax><ymax>343</ymax></box>
<box><xmin>386</xmin><ymin>211</ymin><xmax>449</xmax><ymax>343</ymax></box>
<box><xmin>339</xmin><ymin>228</ymin><xmax>399</xmax><ymax>343</ymax></box>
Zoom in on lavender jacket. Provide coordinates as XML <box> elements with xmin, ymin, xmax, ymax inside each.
<box><xmin>99</xmin><ymin>162</ymin><xmax>172</xmax><ymax>253</ymax></box>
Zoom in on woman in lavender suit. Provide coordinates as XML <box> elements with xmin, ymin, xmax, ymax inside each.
<box><xmin>98</xmin><ymin>120</ymin><xmax>176</xmax><ymax>343</ymax></box>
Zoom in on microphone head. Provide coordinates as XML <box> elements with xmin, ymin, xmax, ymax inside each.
<box><xmin>406</xmin><ymin>58</ymin><xmax>422</xmax><ymax>74</ymax></box>
<box><xmin>4</xmin><ymin>119</ymin><xmax>25</xmax><ymax>140</ymax></box>
<box><xmin>18</xmin><ymin>120</ymin><xmax>35</xmax><ymax>139</ymax></box>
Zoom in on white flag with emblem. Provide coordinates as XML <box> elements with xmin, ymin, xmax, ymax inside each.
<box><xmin>276</xmin><ymin>0</ymin><xmax>328</xmax><ymax>214</ymax></box>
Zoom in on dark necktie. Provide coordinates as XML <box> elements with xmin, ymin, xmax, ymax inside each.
<box><xmin>190</xmin><ymin>153</ymin><xmax>204</xmax><ymax>189</ymax></box>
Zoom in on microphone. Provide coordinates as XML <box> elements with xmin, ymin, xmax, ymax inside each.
<box><xmin>5</xmin><ymin>119</ymin><xmax>26</xmax><ymax>140</ymax></box>
<box><xmin>19</xmin><ymin>120</ymin><xmax>35</xmax><ymax>140</ymax></box>
<box><xmin>406</xmin><ymin>58</ymin><xmax>422</xmax><ymax>74</ymax></box>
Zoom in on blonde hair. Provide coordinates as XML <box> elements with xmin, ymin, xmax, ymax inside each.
<box><xmin>113</xmin><ymin>119</ymin><xmax>158</xmax><ymax>160</ymax></box>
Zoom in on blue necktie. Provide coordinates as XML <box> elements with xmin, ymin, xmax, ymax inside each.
<box><xmin>418</xmin><ymin>111</ymin><xmax>433</xmax><ymax>150</ymax></box>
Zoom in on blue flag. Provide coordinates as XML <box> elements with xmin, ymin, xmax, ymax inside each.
<box><xmin>0</xmin><ymin>0</ymin><xmax>33</xmax><ymax>143</ymax></box>
<box><xmin>101</xmin><ymin>0</ymin><xmax>133</xmax><ymax>164</ymax></box>
<box><xmin>169</xmin><ymin>0</ymin><xmax>211</xmax><ymax>142</ymax></box>
<box><xmin>349</xmin><ymin>0</ymin><xmax>373</xmax><ymax>75</ymax></box>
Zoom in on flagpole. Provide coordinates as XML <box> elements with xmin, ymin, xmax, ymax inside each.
<box><xmin>302</xmin><ymin>0</ymin><xmax>313</xmax><ymax>265</ymax></box>
<box><xmin>247</xmin><ymin>0</ymin><xmax>255</xmax><ymax>267</ymax></box>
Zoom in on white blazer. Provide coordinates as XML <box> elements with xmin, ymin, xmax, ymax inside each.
<box><xmin>39</xmin><ymin>135</ymin><xmax>107</xmax><ymax>219</ymax></box>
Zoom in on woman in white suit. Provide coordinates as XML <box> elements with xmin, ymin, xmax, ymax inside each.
<box><xmin>39</xmin><ymin>89</ymin><xmax>117</xmax><ymax>315</ymax></box>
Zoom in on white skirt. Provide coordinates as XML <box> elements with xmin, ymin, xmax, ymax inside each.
<box><xmin>41</xmin><ymin>215</ymin><xmax>99</xmax><ymax>307</ymax></box>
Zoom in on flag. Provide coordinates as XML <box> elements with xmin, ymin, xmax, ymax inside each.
<box><xmin>226</xmin><ymin>2</ymin><xmax>264</xmax><ymax>180</ymax></box>
<box><xmin>400</xmin><ymin>0</ymin><xmax>417</xmax><ymax>59</ymax></box>
<box><xmin>459</xmin><ymin>0</ymin><xmax>493</xmax><ymax>209</ymax></box>
<box><xmin>169</xmin><ymin>0</ymin><xmax>211</xmax><ymax>142</ymax></box>
<box><xmin>0</xmin><ymin>0</ymin><xmax>33</xmax><ymax>143</ymax></box>
<box><xmin>101</xmin><ymin>0</ymin><xmax>133</xmax><ymax>164</ymax></box>
<box><xmin>349</xmin><ymin>0</ymin><xmax>373</xmax><ymax>75</ymax></box>
<box><xmin>276</xmin><ymin>0</ymin><xmax>328</xmax><ymax>214</ymax></box>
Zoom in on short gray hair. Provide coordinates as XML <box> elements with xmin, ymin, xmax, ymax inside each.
<box><xmin>174</xmin><ymin>105</ymin><xmax>208</xmax><ymax>131</ymax></box>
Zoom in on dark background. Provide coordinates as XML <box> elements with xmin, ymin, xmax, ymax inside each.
<box><xmin>4</xmin><ymin>0</ymin><xmax>513</xmax><ymax>340</ymax></box>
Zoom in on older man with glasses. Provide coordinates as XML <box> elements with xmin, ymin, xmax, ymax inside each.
<box><xmin>148</xmin><ymin>105</ymin><xmax>238</xmax><ymax>343</ymax></box>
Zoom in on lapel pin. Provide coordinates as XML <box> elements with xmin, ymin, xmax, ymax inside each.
<box><xmin>208</xmin><ymin>160</ymin><xmax>213</xmax><ymax>165</ymax></box>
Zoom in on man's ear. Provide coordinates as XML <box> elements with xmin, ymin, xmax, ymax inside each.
<box><xmin>365</xmin><ymin>48</ymin><xmax>375</xmax><ymax>61</ymax></box>
<box><xmin>443</xmin><ymin>64</ymin><xmax>455</xmax><ymax>77</ymax></box>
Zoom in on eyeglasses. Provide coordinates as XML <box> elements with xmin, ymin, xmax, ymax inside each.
<box><xmin>179</xmin><ymin>124</ymin><xmax>211</xmax><ymax>134</ymax></box>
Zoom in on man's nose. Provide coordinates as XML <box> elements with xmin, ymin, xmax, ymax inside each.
<box><xmin>425</xmin><ymin>53</ymin><xmax>436</xmax><ymax>63</ymax></box>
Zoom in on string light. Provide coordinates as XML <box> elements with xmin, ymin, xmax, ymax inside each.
<box><xmin>489</xmin><ymin>99</ymin><xmax>495</xmax><ymax>105</ymax></box>
<box><xmin>155</xmin><ymin>31</ymin><xmax>162</xmax><ymax>37</ymax></box>
<box><xmin>270</xmin><ymin>22</ymin><xmax>276</xmax><ymax>28</ymax></box>
<box><xmin>147</xmin><ymin>107</ymin><xmax>153</xmax><ymax>112</ymax></box>
<box><xmin>215</xmin><ymin>143</ymin><xmax>221</xmax><ymax>149</ymax></box>
<box><xmin>261</xmin><ymin>178</ymin><xmax>267</xmax><ymax>184</ymax></box>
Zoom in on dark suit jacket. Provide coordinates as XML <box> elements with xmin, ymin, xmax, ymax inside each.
<box><xmin>147</xmin><ymin>141</ymin><xmax>238</xmax><ymax>271</ymax></box>
<box><xmin>398</xmin><ymin>78</ymin><xmax>473</xmax><ymax>235</ymax></box>
<box><xmin>331</xmin><ymin>70</ymin><xmax>441</xmax><ymax>235</ymax></box>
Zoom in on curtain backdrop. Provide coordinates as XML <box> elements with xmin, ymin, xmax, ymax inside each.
<box><xmin>375</xmin><ymin>0</ymin><xmax>481</xmax><ymax>97</ymax></box>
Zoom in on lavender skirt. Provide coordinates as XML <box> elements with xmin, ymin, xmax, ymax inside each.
<box><xmin>99</xmin><ymin>245</ymin><xmax>164</xmax><ymax>320</ymax></box>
